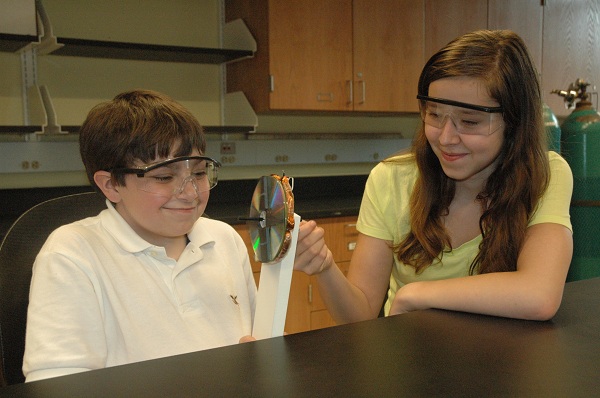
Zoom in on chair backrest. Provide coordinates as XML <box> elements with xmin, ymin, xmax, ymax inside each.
<box><xmin>0</xmin><ymin>192</ymin><xmax>106</xmax><ymax>385</ymax></box>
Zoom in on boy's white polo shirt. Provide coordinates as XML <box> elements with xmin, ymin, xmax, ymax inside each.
<box><xmin>24</xmin><ymin>200</ymin><xmax>256</xmax><ymax>382</ymax></box>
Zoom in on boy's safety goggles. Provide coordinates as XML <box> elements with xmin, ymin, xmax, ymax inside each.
<box><xmin>417</xmin><ymin>95</ymin><xmax>503</xmax><ymax>136</ymax></box>
<box><xmin>112</xmin><ymin>156</ymin><xmax>221</xmax><ymax>197</ymax></box>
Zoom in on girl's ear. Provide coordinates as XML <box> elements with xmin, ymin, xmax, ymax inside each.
<box><xmin>94</xmin><ymin>171</ymin><xmax>122</xmax><ymax>203</ymax></box>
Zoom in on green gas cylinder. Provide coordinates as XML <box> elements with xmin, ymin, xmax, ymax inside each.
<box><xmin>552</xmin><ymin>79</ymin><xmax>600</xmax><ymax>281</ymax></box>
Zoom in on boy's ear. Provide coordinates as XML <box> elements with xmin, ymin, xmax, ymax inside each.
<box><xmin>94</xmin><ymin>171</ymin><xmax>122</xmax><ymax>203</ymax></box>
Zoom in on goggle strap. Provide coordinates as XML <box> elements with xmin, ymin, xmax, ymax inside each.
<box><xmin>417</xmin><ymin>94</ymin><xmax>502</xmax><ymax>113</ymax></box>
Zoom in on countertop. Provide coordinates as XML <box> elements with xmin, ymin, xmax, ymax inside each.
<box><xmin>206</xmin><ymin>175</ymin><xmax>365</xmax><ymax>224</ymax></box>
<box><xmin>4</xmin><ymin>278</ymin><xmax>598</xmax><ymax>396</ymax></box>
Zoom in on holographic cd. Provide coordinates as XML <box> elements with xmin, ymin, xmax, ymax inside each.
<box><xmin>247</xmin><ymin>174</ymin><xmax>294</xmax><ymax>263</ymax></box>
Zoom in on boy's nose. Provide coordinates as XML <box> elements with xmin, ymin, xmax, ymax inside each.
<box><xmin>175</xmin><ymin>176</ymin><xmax>200</xmax><ymax>198</ymax></box>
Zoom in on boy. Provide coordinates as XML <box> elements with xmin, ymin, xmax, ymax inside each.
<box><xmin>23</xmin><ymin>90</ymin><xmax>256</xmax><ymax>382</ymax></box>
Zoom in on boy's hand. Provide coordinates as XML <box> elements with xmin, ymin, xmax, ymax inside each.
<box><xmin>239</xmin><ymin>335</ymin><xmax>256</xmax><ymax>343</ymax></box>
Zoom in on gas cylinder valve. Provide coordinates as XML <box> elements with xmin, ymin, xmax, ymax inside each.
<box><xmin>551</xmin><ymin>78</ymin><xmax>592</xmax><ymax>109</ymax></box>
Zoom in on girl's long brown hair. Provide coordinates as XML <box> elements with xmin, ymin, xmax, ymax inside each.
<box><xmin>394</xmin><ymin>30</ymin><xmax>550</xmax><ymax>275</ymax></box>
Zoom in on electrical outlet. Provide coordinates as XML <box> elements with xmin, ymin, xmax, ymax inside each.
<box><xmin>220</xmin><ymin>142</ymin><xmax>236</xmax><ymax>155</ymax></box>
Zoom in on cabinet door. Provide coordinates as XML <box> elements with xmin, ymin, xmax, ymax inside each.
<box><xmin>285</xmin><ymin>271</ymin><xmax>311</xmax><ymax>333</ymax></box>
<box><xmin>226</xmin><ymin>0</ymin><xmax>272</xmax><ymax>112</ymax></box>
<box><xmin>290</xmin><ymin>216</ymin><xmax>359</xmax><ymax>332</ymax></box>
<box><xmin>352</xmin><ymin>0</ymin><xmax>424</xmax><ymax>112</ymax></box>
<box><xmin>424</xmin><ymin>0</ymin><xmax>488</xmax><ymax>61</ymax></box>
<box><xmin>310</xmin><ymin>309</ymin><xmax>336</xmax><ymax>330</ymax></box>
<box><xmin>227</xmin><ymin>0</ymin><xmax>423</xmax><ymax>113</ymax></box>
<box><xmin>542</xmin><ymin>0</ymin><xmax>600</xmax><ymax>117</ymax></box>
<box><xmin>488</xmin><ymin>0</ymin><xmax>543</xmax><ymax>74</ymax></box>
<box><xmin>268</xmin><ymin>0</ymin><xmax>353</xmax><ymax>111</ymax></box>
<box><xmin>309</xmin><ymin>261</ymin><xmax>350</xmax><ymax>330</ymax></box>
<box><xmin>319</xmin><ymin>216</ymin><xmax>358</xmax><ymax>263</ymax></box>
<box><xmin>308</xmin><ymin>216</ymin><xmax>358</xmax><ymax>330</ymax></box>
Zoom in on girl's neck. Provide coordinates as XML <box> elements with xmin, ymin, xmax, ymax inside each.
<box><xmin>454</xmin><ymin>177</ymin><xmax>486</xmax><ymax>202</ymax></box>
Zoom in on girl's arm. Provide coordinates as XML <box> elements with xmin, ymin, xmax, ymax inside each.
<box><xmin>390</xmin><ymin>222</ymin><xmax>573</xmax><ymax>320</ymax></box>
<box><xmin>294</xmin><ymin>221</ymin><xmax>393</xmax><ymax>323</ymax></box>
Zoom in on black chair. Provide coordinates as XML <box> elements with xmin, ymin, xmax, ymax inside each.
<box><xmin>0</xmin><ymin>192</ymin><xmax>106</xmax><ymax>385</ymax></box>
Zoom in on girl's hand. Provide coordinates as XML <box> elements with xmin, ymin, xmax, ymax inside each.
<box><xmin>294</xmin><ymin>220</ymin><xmax>334</xmax><ymax>276</ymax></box>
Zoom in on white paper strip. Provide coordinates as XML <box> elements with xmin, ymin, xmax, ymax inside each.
<box><xmin>252</xmin><ymin>213</ymin><xmax>301</xmax><ymax>339</ymax></box>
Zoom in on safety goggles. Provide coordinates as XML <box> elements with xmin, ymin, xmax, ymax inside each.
<box><xmin>417</xmin><ymin>95</ymin><xmax>503</xmax><ymax>136</ymax></box>
<box><xmin>112</xmin><ymin>156</ymin><xmax>221</xmax><ymax>197</ymax></box>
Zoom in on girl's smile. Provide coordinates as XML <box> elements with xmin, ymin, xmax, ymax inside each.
<box><xmin>425</xmin><ymin>76</ymin><xmax>505</xmax><ymax>186</ymax></box>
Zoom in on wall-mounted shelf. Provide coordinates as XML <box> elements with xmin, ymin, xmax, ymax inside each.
<box><xmin>0</xmin><ymin>33</ymin><xmax>38</xmax><ymax>52</ymax></box>
<box><xmin>0</xmin><ymin>125</ymin><xmax>255</xmax><ymax>135</ymax></box>
<box><xmin>47</xmin><ymin>37</ymin><xmax>253</xmax><ymax>64</ymax></box>
<box><xmin>0</xmin><ymin>0</ymin><xmax>258</xmax><ymax>136</ymax></box>
<box><xmin>0</xmin><ymin>126</ymin><xmax>41</xmax><ymax>134</ymax></box>
<box><xmin>0</xmin><ymin>33</ymin><xmax>254</xmax><ymax>64</ymax></box>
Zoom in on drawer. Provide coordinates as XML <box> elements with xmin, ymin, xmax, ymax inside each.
<box><xmin>321</xmin><ymin>216</ymin><xmax>358</xmax><ymax>263</ymax></box>
<box><xmin>310</xmin><ymin>261</ymin><xmax>350</xmax><ymax>311</ymax></box>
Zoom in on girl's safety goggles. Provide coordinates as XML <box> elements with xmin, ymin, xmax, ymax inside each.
<box><xmin>417</xmin><ymin>95</ymin><xmax>503</xmax><ymax>136</ymax></box>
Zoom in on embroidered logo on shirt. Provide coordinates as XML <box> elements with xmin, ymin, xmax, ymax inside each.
<box><xmin>230</xmin><ymin>295</ymin><xmax>239</xmax><ymax>305</ymax></box>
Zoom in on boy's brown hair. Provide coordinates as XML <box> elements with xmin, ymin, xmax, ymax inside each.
<box><xmin>79</xmin><ymin>89</ymin><xmax>206</xmax><ymax>191</ymax></box>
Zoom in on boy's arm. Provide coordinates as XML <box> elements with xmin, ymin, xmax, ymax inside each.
<box><xmin>23</xmin><ymin>251</ymin><xmax>106</xmax><ymax>382</ymax></box>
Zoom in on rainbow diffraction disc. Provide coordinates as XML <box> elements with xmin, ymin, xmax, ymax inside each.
<box><xmin>247</xmin><ymin>174</ymin><xmax>294</xmax><ymax>263</ymax></box>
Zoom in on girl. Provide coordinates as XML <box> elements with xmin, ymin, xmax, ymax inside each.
<box><xmin>294</xmin><ymin>30</ymin><xmax>573</xmax><ymax>322</ymax></box>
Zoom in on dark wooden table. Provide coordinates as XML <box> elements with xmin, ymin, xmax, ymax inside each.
<box><xmin>2</xmin><ymin>278</ymin><xmax>599</xmax><ymax>397</ymax></box>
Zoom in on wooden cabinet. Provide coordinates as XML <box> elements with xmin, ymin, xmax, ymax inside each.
<box><xmin>352</xmin><ymin>0</ymin><xmax>423</xmax><ymax>112</ymax></box>
<box><xmin>424</xmin><ymin>1</ymin><xmax>543</xmax><ymax>73</ymax></box>
<box><xmin>233</xmin><ymin>215</ymin><xmax>358</xmax><ymax>334</ymax></box>
<box><xmin>227</xmin><ymin>0</ymin><xmax>547</xmax><ymax>114</ymax></box>
<box><xmin>424</xmin><ymin>0</ymin><xmax>488</xmax><ymax>61</ymax></box>
<box><xmin>488</xmin><ymin>0</ymin><xmax>543</xmax><ymax>74</ymax></box>
<box><xmin>266</xmin><ymin>0</ymin><xmax>352</xmax><ymax>112</ymax></box>
<box><xmin>307</xmin><ymin>216</ymin><xmax>358</xmax><ymax>330</ymax></box>
<box><xmin>226</xmin><ymin>0</ymin><xmax>423</xmax><ymax>113</ymax></box>
<box><xmin>227</xmin><ymin>0</ymin><xmax>353</xmax><ymax>112</ymax></box>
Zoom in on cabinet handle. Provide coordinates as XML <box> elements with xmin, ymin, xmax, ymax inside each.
<box><xmin>358</xmin><ymin>80</ymin><xmax>366</xmax><ymax>104</ymax></box>
<box><xmin>344</xmin><ymin>223</ymin><xmax>357</xmax><ymax>233</ymax></box>
<box><xmin>346</xmin><ymin>80</ymin><xmax>353</xmax><ymax>104</ymax></box>
<box><xmin>317</xmin><ymin>92</ymin><xmax>334</xmax><ymax>102</ymax></box>
<box><xmin>308</xmin><ymin>284</ymin><xmax>313</xmax><ymax>303</ymax></box>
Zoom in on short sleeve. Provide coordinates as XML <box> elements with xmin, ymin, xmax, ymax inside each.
<box><xmin>356</xmin><ymin>156</ymin><xmax>417</xmax><ymax>243</ymax></box>
<box><xmin>529</xmin><ymin>151</ymin><xmax>573</xmax><ymax>232</ymax></box>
